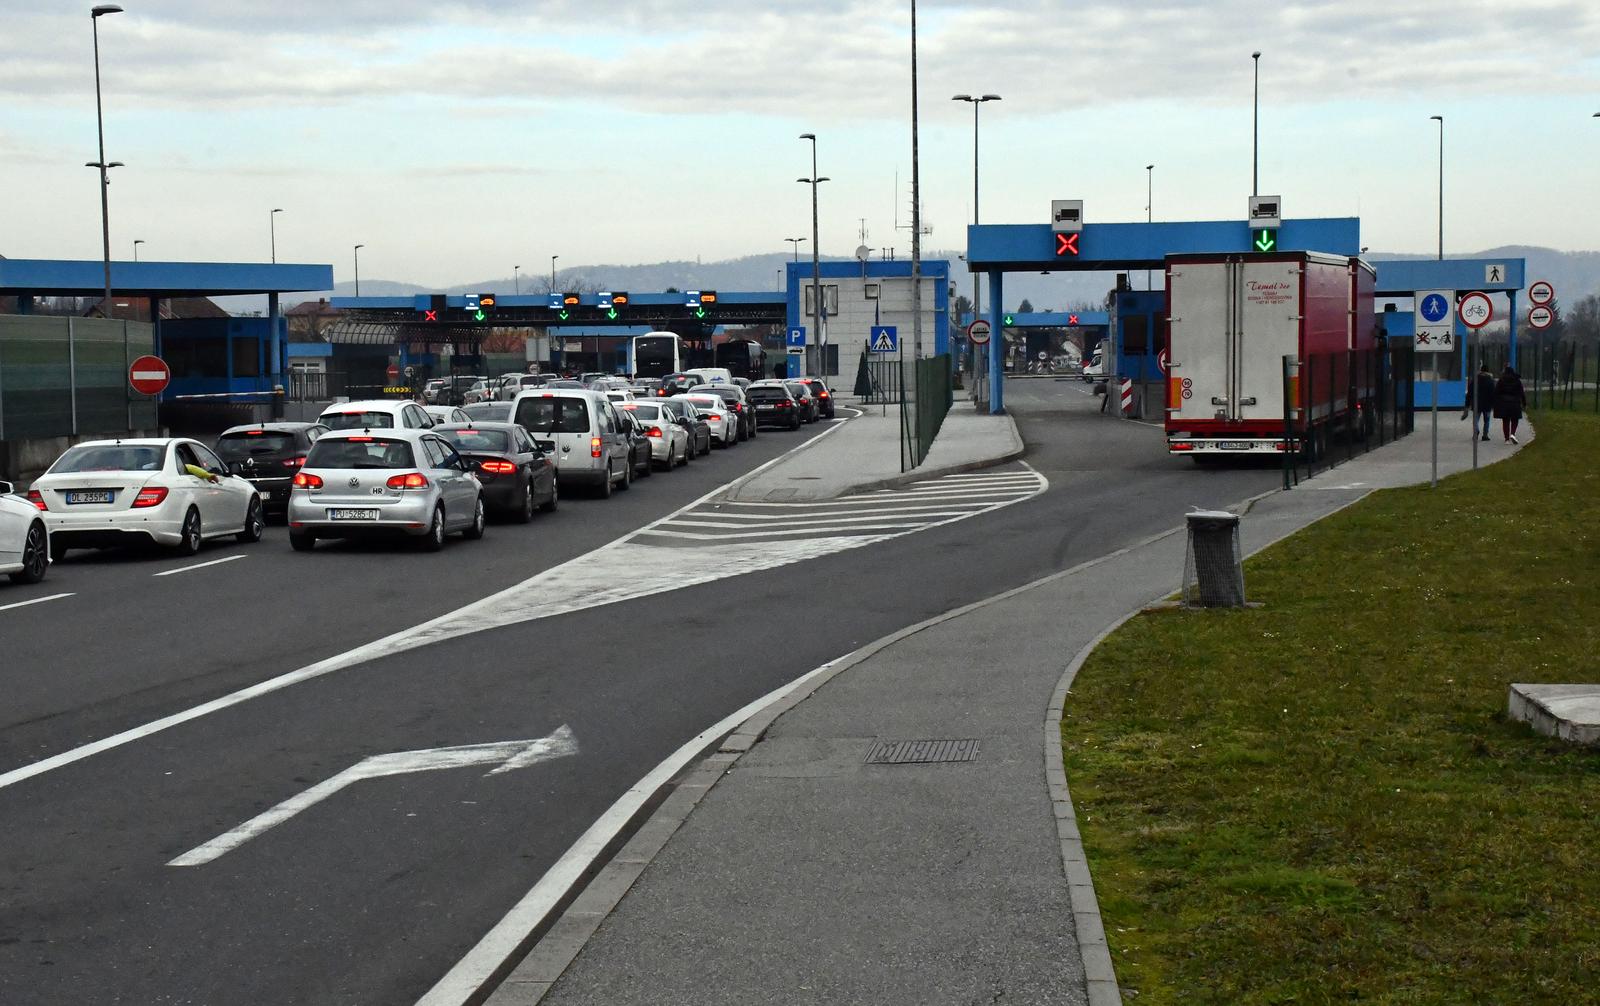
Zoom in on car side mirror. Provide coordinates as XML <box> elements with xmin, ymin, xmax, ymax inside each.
<box><xmin>0</xmin><ymin>481</ymin><xmax>13</xmax><ymax>496</ymax></box>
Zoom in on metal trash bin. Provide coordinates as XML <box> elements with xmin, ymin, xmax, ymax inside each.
<box><xmin>1182</xmin><ymin>509</ymin><xmax>1245</xmax><ymax>608</ymax></box>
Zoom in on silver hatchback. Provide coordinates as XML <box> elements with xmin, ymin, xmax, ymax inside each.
<box><xmin>286</xmin><ymin>428</ymin><xmax>486</xmax><ymax>552</ymax></box>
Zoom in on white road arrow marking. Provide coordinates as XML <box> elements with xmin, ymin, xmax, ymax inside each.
<box><xmin>168</xmin><ymin>725</ymin><xmax>577</xmax><ymax>867</ymax></box>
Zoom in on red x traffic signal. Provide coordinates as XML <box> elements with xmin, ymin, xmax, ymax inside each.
<box><xmin>1055</xmin><ymin>233</ymin><xmax>1079</xmax><ymax>257</ymax></box>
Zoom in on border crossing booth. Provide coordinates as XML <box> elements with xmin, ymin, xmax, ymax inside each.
<box><xmin>1111</xmin><ymin>288</ymin><xmax>1165</xmax><ymax>412</ymax></box>
<box><xmin>1371</xmin><ymin>259</ymin><xmax>1525</xmax><ymax>410</ymax></box>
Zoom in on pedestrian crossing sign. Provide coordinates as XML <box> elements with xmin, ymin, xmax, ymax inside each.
<box><xmin>869</xmin><ymin>326</ymin><xmax>898</xmax><ymax>353</ymax></box>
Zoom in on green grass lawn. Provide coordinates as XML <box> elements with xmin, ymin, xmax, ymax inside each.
<box><xmin>1061</xmin><ymin>409</ymin><xmax>1600</xmax><ymax>1005</ymax></box>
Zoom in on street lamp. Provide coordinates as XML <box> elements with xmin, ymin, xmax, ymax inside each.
<box><xmin>1430</xmin><ymin>115</ymin><xmax>1443</xmax><ymax>260</ymax></box>
<box><xmin>270</xmin><ymin>207</ymin><xmax>283</xmax><ymax>263</ymax></box>
<box><xmin>353</xmin><ymin>244</ymin><xmax>364</xmax><ymax>297</ymax></box>
<box><xmin>784</xmin><ymin>236</ymin><xmax>806</xmax><ymax>261</ymax></box>
<box><xmin>132</xmin><ymin>238</ymin><xmax>143</xmax><ymax>261</ymax></box>
<box><xmin>1251</xmin><ymin>51</ymin><xmax>1261</xmax><ymax>195</ymax></box>
<box><xmin>550</xmin><ymin>254</ymin><xmax>559</xmax><ymax>291</ymax></box>
<box><xmin>514</xmin><ymin>264</ymin><xmax>521</xmax><ymax>295</ymax></box>
<box><xmin>798</xmin><ymin>133</ymin><xmax>828</xmax><ymax>376</ymax></box>
<box><xmin>90</xmin><ymin>3</ymin><xmax>123</xmax><ymax>316</ymax></box>
<box><xmin>951</xmin><ymin>93</ymin><xmax>1000</xmax><ymax>326</ymax></box>
<box><xmin>1145</xmin><ymin>164</ymin><xmax>1155</xmax><ymax>289</ymax></box>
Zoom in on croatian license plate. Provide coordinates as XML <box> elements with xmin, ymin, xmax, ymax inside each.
<box><xmin>328</xmin><ymin>508</ymin><xmax>379</xmax><ymax>521</ymax></box>
<box><xmin>1219</xmin><ymin>442</ymin><xmax>1252</xmax><ymax>450</ymax></box>
<box><xmin>66</xmin><ymin>491</ymin><xmax>113</xmax><ymax>504</ymax></box>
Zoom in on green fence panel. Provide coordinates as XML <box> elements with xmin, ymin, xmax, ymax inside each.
<box><xmin>0</xmin><ymin>316</ymin><xmax>156</xmax><ymax>440</ymax></box>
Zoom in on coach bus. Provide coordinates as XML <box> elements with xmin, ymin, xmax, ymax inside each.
<box><xmin>630</xmin><ymin>331</ymin><xmax>682</xmax><ymax>379</ymax></box>
<box><xmin>714</xmin><ymin>338</ymin><xmax>767</xmax><ymax>382</ymax></box>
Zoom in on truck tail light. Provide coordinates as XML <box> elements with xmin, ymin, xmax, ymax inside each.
<box><xmin>132</xmin><ymin>487</ymin><xmax>169</xmax><ymax>508</ymax></box>
<box><xmin>591</xmin><ymin>437</ymin><xmax>603</xmax><ymax>458</ymax></box>
<box><xmin>25</xmin><ymin>489</ymin><xmax>47</xmax><ymax>511</ymax></box>
<box><xmin>479</xmin><ymin>460</ymin><xmax>516</xmax><ymax>474</ymax></box>
<box><xmin>1170</xmin><ymin>441</ymin><xmax>1195</xmax><ymax>451</ymax></box>
<box><xmin>293</xmin><ymin>472</ymin><xmax>324</xmax><ymax>489</ymax></box>
<box><xmin>386</xmin><ymin>472</ymin><xmax>428</xmax><ymax>489</ymax></box>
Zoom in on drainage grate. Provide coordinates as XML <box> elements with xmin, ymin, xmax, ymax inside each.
<box><xmin>864</xmin><ymin>738</ymin><xmax>980</xmax><ymax>765</ymax></box>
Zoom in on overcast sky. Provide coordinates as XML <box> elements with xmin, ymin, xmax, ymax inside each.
<box><xmin>3</xmin><ymin>0</ymin><xmax>1599</xmax><ymax>288</ymax></box>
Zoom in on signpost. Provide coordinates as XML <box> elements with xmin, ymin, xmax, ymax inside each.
<box><xmin>967</xmin><ymin>319</ymin><xmax>992</xmax><ymax>411</ymax></box>
<box><xmin>128</xmin><ymin>355</ymin><xmax>170</xmax><ymax>397</ymax></box>
<box><xmin>1458</xmin><ymin>292</ymin><xmax>1495</xmax><ymax>477</ymax></box>
<box><xmin>966</xmin><ymin>319</ymin><xmax>991</xmax><ymax>345</ymax></box>
<box><xmin>869</xmin><ymin>326</ymin><xmax>899</xmax><ymax>353</ymax></box>
<box><xmin>1413</xmin><ymin>291</ymin><xmax>1456</xmax><ymax>489</ymax></box>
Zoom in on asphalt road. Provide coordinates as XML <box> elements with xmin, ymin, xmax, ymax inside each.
<box><xmin>0</xmin><ymin>381</ymin><xmax>1281</xmax><ymax>1005</ymax></box>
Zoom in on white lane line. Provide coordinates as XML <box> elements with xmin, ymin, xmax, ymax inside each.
<box><xmin>639</xmin><ymin>521</ymin><xmax>932</xmax><ymax>541</ymax></box>
<box><xmin>0</xmin><ymin>593</ymin><xmax>75</xmax><ymax>614</ymax></box>
<box><xmin>152</xmin><ymin>554</ymin><xmax>247</xmax><ymax>577</ymax></box>
<box><xmin>662</xmin><ymin>509</ymin><xmax>976</xmax><ymax>530</ymax></box>
<box><xmin>681</xmin><ymin>504</ymin><xmax>990</xmax><ymax>521</ymax></box>
<box><xmin>836</xmin><ymin>489</ymin><xmax>1038</xmax><ymax>503</ymax></box>
<box><xmin>0</xmin><ymin>418</ymin><xmax>856</xmax><ymax>795</ymax></box>
<box><xmin>915</xmin><ymin>472</ymin><xmax>1038</xmax><ymax>483</ymax></box>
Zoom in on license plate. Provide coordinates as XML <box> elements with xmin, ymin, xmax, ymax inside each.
<box><xmin>327</xmin><ymin>508</ymin><xmax>379</xmax><ymax>520</ymax></box>
<box><xmin>757</xmin><ymin>405</ymin><xmax>775</xmax><ymax>410</ymax></box>
<box><xmin>1219</xmin><ymin>441</ymin><xmax>1252</xmax><ymax>450</ymax></box>
<box><xmin>66</xmin><ymin>491</ymin><xmax>114</xmax><ymax>504</ymax></box>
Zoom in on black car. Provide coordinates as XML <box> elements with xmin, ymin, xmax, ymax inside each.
<box><xmin>746</xmin><ymin>384</ymin><xmax>803</xmax><ymax>430</ymax></box>
<box><xmin>785</xmin><ymin>381</ymin><xmax>820</xmax><ymax>423</ymax></box>
<box><xmin>615</xmin><ymin>409</ymin><xmax>656</xmax><ymax>481</ymax></box>
<box><xmin>799</xmin><ymin>377</ymin><xmax>835</xmax><ymax>419</ymax></box>
<box><xmin>214</xmin><ymin>421</ymin><xmax>328</xmax><ymax>518</ymax></box>
<box><xmin>690</xmin><ymin>384</ymin><xmax>757</xmax><ymax>441</ymax></box>
<box><xmin>433</xmin><ymin>422</ymin><xmax>557</xmax><ymax>522</ymax></box>
<box><xmin>657</xmin><ymin>373</ymin><xmax>701</xmax><ymax>397</ymax></box>
<box><xmin>663</xmin><ymin>400</ymin><xmax>713</xmax><ymax>455</ymax></box>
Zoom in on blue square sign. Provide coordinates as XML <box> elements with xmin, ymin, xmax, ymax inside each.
<box><xmin>869</xmin><ymin>326</ymin><xmax>898</xmax><ymax>353</ymax></box>
<box><xmin>786</xmin><ymin>327</ymin><xmax>806</xmax><ymax>347</ymax></box>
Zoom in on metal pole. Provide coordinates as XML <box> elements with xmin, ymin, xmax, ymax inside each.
<box><xmin>353</xmin><ymin>244</ymin><xmax>363</xmax><ymax>297</ymax></box>
<box><xmin>1430</xmin><ymin>354</ymin><xmax>1438</xmax><ymax>488</ymax></box>
<box><xmin>551</xmin><ymin>254</ymin><xmax>558</xmax><ymax>291</ymax></box>
<box><xmin>270</xmin><ymin>208</ymin><xmax>283</xmax><ymax>264</ymax></box>
<box><xmin>909</xmin><ymin>0</ymin><xmax>923</xmax><ymax>364</ymax></box>
<box><xmin>1471</xmin><ymin>327</ymin><xmax>1478</xmax><ymax>470</ymax></box>
<box><xmin>972</xmin><ymin>101</ymin><xmax>981</xmax><ymax>325</ymax></box>
<box><xmin>1431</xmin><ymin>116</ymin><xmax>1443</xmax><ymax>260</ymax></box>
<box><xmin>92</xmin><ymin>8</ymin><xmax>118</xmax><ymax>316</ymax></box>
<box><xmin>1145</xmin><ymin>164</ymin><xmax>1154</xmax><ymax>290</ymax></box>
<box><xmin>1252</xmin><ymin>51</ymin><xmax>1260</xmax><ymax>196</ymax></box>
<box><xmin>68</xmin><ymin>316</ymin><xmax>79</xmax><ymax>436</ymax></box>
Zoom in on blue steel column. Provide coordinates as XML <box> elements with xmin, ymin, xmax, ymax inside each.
<box><xmin>988</xmin><ymin>269</ymin><xmax>1004</xmax><ymax>413</ymax></box>
<box><xmin>1507</xmin><ymin>289</ymin><xmax>1519</xmax><ymax>370</ymax></box>
<box><xmin>268</xmin><ymin>291</ymin><xmax>282</xmax><ymax>416</ymax></box>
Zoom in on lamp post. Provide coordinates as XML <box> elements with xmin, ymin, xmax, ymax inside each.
<box><xmin>550</xmin><ymin>254</ymin><xmax>559</xmax><ymax>292</ymax></box>
<box><xmin>784</xmin><ymin>236</ymin><xmax>806</xmax><ymax>261</ymax></box>
<box><xmin>90</xmin><ymin>4</ymin><xmax>123</xmax><ymax>316</ymax></box>
<box><xmin>514</xmin><ymin>265</ymin><xmax>520</xmax><ymax>295</ymax></box>
<box><xmin>798</xmin><ymin>133</ymin><xmax>828</xmax><ymax>376</ymax></box>
<box><xmin>353</xmin><ymin>244</ymin><xmax>364</xmax><ymax>297</ymax></box>
<box><xmin>951</xmin><ymin>93</ymin><xmax>1000</xmax><ymax>328</ymax></box>
<box><xmin>270</xmin><ymin>207</ymin><xmax>283</xmax><ymax>263</ymax></box>
<box><xmin>132</xmin><ymin>238</ymin><xmax>143</xmax><ymax>261</ymax></box>
<box><xmin>1145</xmin><ymin>163</ymin><xmax>1155</xmax><ymax>289</ymax></box>
<box><xmin>1251</xmin><ymin>51</ymin><xmax>1261</xmax><ymax>195</ymax></box>
<box><xmin>1430</xmin><ymin>115</ymin><xmax>1443</xmax><ymax>260</ymax></box>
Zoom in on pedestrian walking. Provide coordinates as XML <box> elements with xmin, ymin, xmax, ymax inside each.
<box><xmin>1493</xmin><ymin>365</ymin><xmax>1527</xmax><ymax>444</ymax></box>
<box><xmin>1462</xmin><ymin>364</ymin><xmax>1495</xmax><ymax>442</ymax></box>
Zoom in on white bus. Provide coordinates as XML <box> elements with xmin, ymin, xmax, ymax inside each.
<box><xmin>630</xmin><ymin>331</ymin><xmax>683</xmax><ymax>379</ymax></box>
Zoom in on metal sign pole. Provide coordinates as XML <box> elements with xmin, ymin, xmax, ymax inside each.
<box><xmin>1471</xmin><ymin>327</ymin><xmax>1478</xmax><ymax>471</ymax></box>
<box><xmin>1430</xmin><ymin>355</ymin><xmax>1438</xmax><ymax>488</ymax></box>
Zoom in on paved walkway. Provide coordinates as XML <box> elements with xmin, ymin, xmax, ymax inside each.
<box><xmin>498</xmin><ymin>409</ymin><xmax>1530</xmax><ymax>1006</ymax></box>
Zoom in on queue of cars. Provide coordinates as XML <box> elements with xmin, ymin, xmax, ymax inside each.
<box><xmin>0</xmin><ymin>374</ymin><xmax>835</xmax><ymax>579</ymax></box>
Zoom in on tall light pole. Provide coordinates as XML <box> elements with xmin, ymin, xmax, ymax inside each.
<box><xmin>90</xmin><ymin>4</ymin><xmax>123</xmax><ymax>316</ymax></box>
<box><xmin>909</xmin><ymin>0</ymin><xmax>923</xmax><ymax>363</ymax></box>
<box><xmin>1430</xmin><ymin>115</ymin><xmax>1444</xmax><ymax>260</ymax></box>
<box><xmin>1146</xmin><ymin>164</ymin><xmax>1155</xmax><ymax>290</ymax></box>
<box><xmin>952</xmin><ymin>93</ymin><xmax>1000</xmax><ymax>329</ymax></box>
<box><xmin>784</xmin><ymin>236</ymin><xmax>806</xmax><ymax>261</ymax></box>
<box><xmin>514</xmin><ymin>265</ymin><xmax>521</xmax><ymax>295</ymax></box>
<box><xmin>1251</xmin><ymin>51</ymin><xmax>1261</xmax><ymax>195</ymax></box>
<box><xmin>132</xmin><ymin>238</ymin><xmax>143</xmax><ymax>261</ymax></box>
<box><xmin>353</xmin><ymin>244</ymin><xmax>364</xmax><ymax>297</ymax></box>
<box><xmin>270</xmin><ymin>207</ymin><xmax>283</xmax><ymax>263</ymax></box>
<box><xmin>798</xmin><ymin>133</ymin><xmax>828</xmax><ymax>376</ymax></box>
<box><xmin>550</xmin><ymin>254</ymin><xmax>559</xmax><ymax>292</ymax></box>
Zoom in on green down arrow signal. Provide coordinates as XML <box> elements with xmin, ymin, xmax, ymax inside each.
<box><xmin>558</xmin><ymin>310</ymin><xmax>569</xmax><ymax>321</ymax></box>
<box><xmin>695</xmin><ymin>307</ymin><xmax>706</xmax><ymax>319</ymax></box>
<box><xmin>1254</xmin><ymin>228</ymin><xmax>1277</xmax><ymax>252</ymax></box>
<box><xmin>474</xmin><ymin>310</ymin><xmax>485</xmax><ymax>322</ymax></box>
<box><xmin>1004</xmin><ymin>314</ymin><xmax>1014</xmax><ymax>326</ymax></box>
<box><xmin>606</xmin><ymin>308</ymin><xmax>618</xmax><ymax>320</ymax></box>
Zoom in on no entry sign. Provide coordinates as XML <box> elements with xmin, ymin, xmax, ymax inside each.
<box><xmin>967</xmin><ymin>319</ymin><xmax>992</xmax><ymax>346</ymax></box>
<box><xmin>128</xmin><ymin>355</ymin><xmax>171</xmax><ymax>396</ymax></box>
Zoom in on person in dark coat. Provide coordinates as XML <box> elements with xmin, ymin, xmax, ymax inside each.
<box><xmin>1462</xmin><ymin>364</ymin><xmax>1496</xmax><ymax>441</ymax></box>
<box><xmin>1492</xmin><ymin>366</ymin><xmax>1527</xmax><ymax>444</ymax></box>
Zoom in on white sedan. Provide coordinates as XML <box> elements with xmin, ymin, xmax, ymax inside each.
<box><xmin>30</xmin><ymin>438</ymin><xmax>265</xmax><ymax>557</ymax></box>
<box><xmin>0</xmin><ymin>480</ymin><xmax>50</xmax><ymax>584</ymax></box>
<box><xmin>681</xmin><ymin>394</ymin><xmax>739</xmax><ymax>447</ymax></box>
<box><xmin>424</xmin><ymin>405</ymin><xmax>470</xmax><ymax>426</ymax></box>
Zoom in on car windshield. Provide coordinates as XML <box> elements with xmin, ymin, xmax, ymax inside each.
<box><xmin>463</xmin><ymin>402</ymin><xmax>512</xmax><ymax>421</ymax></box>
<box><xmin>322</xmin><ymin>410</ymin><xmax>395</xmax><ymax>430</ymax></box>
<box><xmin>50</xmin><ymin>443</ymin><xmax>166</xmax><ymax>473</ymax></box>
<box><xmin>514</xmin><ymin>397</ymin><xmax>591</xmax><ymax>433</ymax></box>
<box><xmin>216</xmin><ymin>431</ymin><xmax>296</xmax><ymax>458</ymax></box>
<box><xmin>305</xmin><ymin>437</ymin><xmax>415</xmax><ymax>469</ymax></box>
<box><xmin>436</xmin><ymin>428</ymin><xmax>511</xmax><ymax>452</ymax></box>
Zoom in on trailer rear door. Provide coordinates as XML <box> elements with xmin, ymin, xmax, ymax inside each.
<box><xmin>1167</xmin><ymin>260</ymin><xmax>1233</xmax><ymax>424</ymax></box>
<box><xmin>1236</xmin><ymin>259</ymin><xmax>1299</xmax><ymax>422</ymax></box>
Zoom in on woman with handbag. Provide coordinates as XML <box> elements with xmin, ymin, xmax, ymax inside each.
<box><xmin>1492</xmin><ymin>366</ymin><xmax>1527</xmax><ymax>444</ymax></box>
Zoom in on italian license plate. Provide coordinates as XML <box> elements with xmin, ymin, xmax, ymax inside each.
<box><xmin>1219</xmin><ymin>441</ymin><xmax>1252</xmax><ymax>450</ymax></box>
<box><xmin>328</xmin><ymin>508</ymin><xmax>379</xmax><ymax>521</ymax></box>
<box><xmin>66</xmin><ymin>491</ymin><xmax>113</xmax><ymax>504</ymax></box>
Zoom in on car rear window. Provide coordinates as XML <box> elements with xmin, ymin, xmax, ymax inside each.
<box><xmin>515</xmin><ymin>396</ymin><xmax>591</xmax><ymax>434</ymax></box>
<box><xmin>687</xmin><ymin>397</ymin><xmax>722</xmax><ymax>410</ymax></box>
<box><xmin>627</xmin><ymin>404</ymin><xmax>662</xmax><ymax>420</ymax></box>
<box><xmin>748</xmin><ymin>388</ymin><xmax>789</xmax><ymax>401</ymax></box>
<box><xmin>306</xmin><ymin>437</ymin><xmax>415</xmax><ymax>469</ymax></box>
<box><xmin>50</xmin><ymin>444</ymin><xmax>166</xmax><ymax>473</ymax></box>
<box><xmin>436</xmin><ymin>428</ymin><xmax>510</xmax><ymax>452</ymax></box>
<box><xmin>463</xmin><ymin>402</ymin><xmax>512</xmax><ymax>421</ymax></box>
<box><xmin>321</xmin><ymin>410</ymin><xmax>395</xmax><ymax>430</ymax></box>
<box><xmin>216</xmin><ymin>431</ymin><xmax>297</xmax><ymax>458</ymax></box>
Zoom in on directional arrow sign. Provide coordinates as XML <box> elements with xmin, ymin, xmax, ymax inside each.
<box><xmin>606</xmin><ymin>308</ymin><xmax>618</xmax><ymax>320</ymax></box>
<box><xmin>694</xmin><ymin>307</ymin><xmax>706</xmax><ymax>319</ymax></box>
<box><xmin>168</xmin><ymin>725</ymin><xmax>578</xmax><ymax>867</ymax></box>
<box><xmin>1004</xmin><ymin>314</ymin><xmax>1015</xmax><ymax>326</ymax></box>
<box><xmin>474</xmin><ymin>310</ymin><xmax>486</xmax><ymax>322</ymax></box>
<box><xmin>1253</xmin><ymin>228</ymin><xmax>1277</xmax><ymax>252</ymax></box>
<box><xmin>558</xmin><ymin>310</ymin><xmax>569</xmax><ymax>321</ymax></box>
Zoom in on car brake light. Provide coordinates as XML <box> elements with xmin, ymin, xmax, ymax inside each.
<box><xmin>590</xmin><ymin>437</ymin><xmax>603</xmax><ymax>458</ymax></box>
<box><xmin>348</xmin><ymin>436</ymin><xmax>374</xmax><ymax>442</ymax></box>
<box><xmin>386</xmin><ymin>472</ymin><xmax>428</xmax><ymax>489</ymax></box>
<box><xmin>245</xmin><ymin>429</ymin><xmax>265</xmax><ymax>435</ymax></box>
<box><xmin>132</xmin><ymin>486</ymin><xmax>169</xmax><ymax>508</ymax></box>
<box><xmin>25</xmin><ymin>489</ymin><xmax>47</xmax><ymax>511</ymax></box>
<box><xmin>818</xmin><ymin>390</ymin><xmax>830</xmax><ymax>398</ymax></box>
<box><xmin>646</xmin><ymin>426</ymin><xmax>663</xmax><ymax>438</ymax></box>
<box><xmin>479</xmin><ymin>460</ymin><xmax>516</xmax><ymax>474</ymax></box>
<box><xmin>777</xmin><ymin>400</ymin><xmax>791</xmax><ymax>407</ymax></box>
<box><xmin>283</xmin><ymin>456</ymin><xmax>306</xmax><ymax>468</ymax></box>
<box><xmin>293</xmin><ymin>471</ymin><xmax>324</xmax><ymax>489</ymax></box>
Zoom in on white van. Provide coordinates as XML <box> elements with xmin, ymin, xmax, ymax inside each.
<box><xmin>681</xmin><ymin>367</ymin><xmax>734</xmax><ymax>387</ymax></box>
<box><xmin>1080</xmin><ymin>348</ymin><xmax>1105</xmax><ymax>383</ymax></box>
<box><xmin>511</xmin><ymin>388</ymin><xmax>633</xmax><ymax>496</ymax></box>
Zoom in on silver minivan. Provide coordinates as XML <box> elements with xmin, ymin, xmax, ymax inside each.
<box><xmin>511</xmin><ymin>388</ymin><xmax>633</xmax><ymax>497</ymax></box>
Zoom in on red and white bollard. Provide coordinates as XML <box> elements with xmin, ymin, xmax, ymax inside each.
<box><xmin>1120</xmin><ymin>378</ymin><xmax>1134</xmax><ymax>416</ymax></box>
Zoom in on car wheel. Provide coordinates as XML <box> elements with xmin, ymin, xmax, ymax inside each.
<box><xmin>176</xmin><ymin>508</ymin><xmax>202</xmax><ymax>556</ymax></box>
<box><xmin>236</xmin><ymin>497</ymin><xmax>264</xmax><ymax>543</ymax></box>
<box><xmin>664</xmin><ymin>446</ymin><xmax>677</xmax><ymax>470</ymax></box>
<box><xmin>515</xmin><ymin>482</ymin><xmax>535</xmax><ymax>523</ymax></box>
<box><xmin>618</xmin><ymin>457</ymin><xmax>632</xmax><ymax>491</ymax></box>
<box><xmin>791</xmin><ymin>417</ymin><xmax>801</xmax><ymax>430</ymax></box>
<box><xmin>9</xmin><ymin>522</ymin><xmax>48</xmax><ymax>585</ymax></box>
<box><xmin>419</xmin><ymin>504</ymin><xmax>446</xmax><ymax>551</ymax></box>
<box><xmin>597</xmin><ymin>467</ymin><xmax>613</xmax><ymax>499</ymax></box>
<box><xmin>289</xmin><ymin>530</ymin><xmax>316</xmax><ymax>552</ymax></box>
<box><xmin>463</xmin><ymin>496</ymin><xmax>487</xmax><ymax>540</ymax></box>
<box><xmin>540</xmin><ymin>477</ymin><xmax>559</xmax><ymax>513</ymax></box>
<box><xmin>638</xmin><ymin>450</ymin><xmax>652</xmax><ymax>478</ymax></box>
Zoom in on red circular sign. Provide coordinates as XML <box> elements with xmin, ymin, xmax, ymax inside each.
<box><xmin>128</xmin><ymin>355</ymin><xmax>171</xmax><ymax>396</ymax></box>
<box><xmin>386</xmin><ymin>363</ymin><xmax>401</xmax><ymax>380</ymax></box>
<box><xmin>1457</xmin><ymin>291</ymin><xmax>1493</xmax><ymax>330</ymax></box>
<box><xmin>967</xmin><ymin>319</ymin><xmax>993</xmax><ymax>346</ymax></box>
<box><xmin>1157</xmin><ymin>347</ymin><xmax>1170</xmax><ymax>375</ymax></box>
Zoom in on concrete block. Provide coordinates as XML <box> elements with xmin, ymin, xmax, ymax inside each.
<box><xmin>1509</xmin><ymin>683</ymin><xmax>1600</xmax><ymax>747</ymax></box>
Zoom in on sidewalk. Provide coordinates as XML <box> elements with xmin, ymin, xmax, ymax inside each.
<box><xmin>728</xmin><ymin>393</ymin><xmax>1022</xmax><ymax>503</ymax></box>
<box><xmin>497</xmin><ymin>420</ymin><xmax>1530</xmax><ymax>1006</ymax></box>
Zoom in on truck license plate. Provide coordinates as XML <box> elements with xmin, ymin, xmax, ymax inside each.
<box><xmin>1219</xmin><ymin>442</ymin><xmax>1251</xmax><ymax>450</ymax></box>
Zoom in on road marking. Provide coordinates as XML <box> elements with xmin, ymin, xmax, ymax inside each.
<box><xmin>0</xmin><ymin>420</ymin><xmax>854</xmax><ymax>794</ymax></box>
<box><xmin>153</xmin><ymin>554</ymin><xmax>247</xmax><ymax>577</ymax></box>
<box><xmin>641</xmin><ymin>521</ymin><xmax>931</xmax><ymax>541</ymax></box>
<box><xmin>169</xmin><ymin>726</ymin><xmax>577</xmax><ymax>867</ymax></box>
<box><xmin>0</xmin><ymin>592</ymin><xmax>74</xmax><ymax>614</ymax></box>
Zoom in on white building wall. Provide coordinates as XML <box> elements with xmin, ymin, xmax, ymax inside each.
<box><xmin>807</xmin><ymin>273</ymin><xmax>944</xmax><ymax>385</ymax></box>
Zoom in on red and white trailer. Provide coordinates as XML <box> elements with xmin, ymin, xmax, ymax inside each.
<box><xmin>1163</xmin><ymin>251</ymin><xmax>1376</xmax><ymax>457</ymax></box>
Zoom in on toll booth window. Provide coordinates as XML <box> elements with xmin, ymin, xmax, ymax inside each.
<box><xmin>231</xmin><ymin>337</ymin><xmax>261</xmax><ymax>377</ymax></box>
<box><xmin>163</xmin><ymin>334</ymin><xmax>227</xmax><ymax>379</ymax></box>
<box><xmin>1122</xmin><ymin>315</ymin><xmax>1148</xmax><ymax>353</ymax></box>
